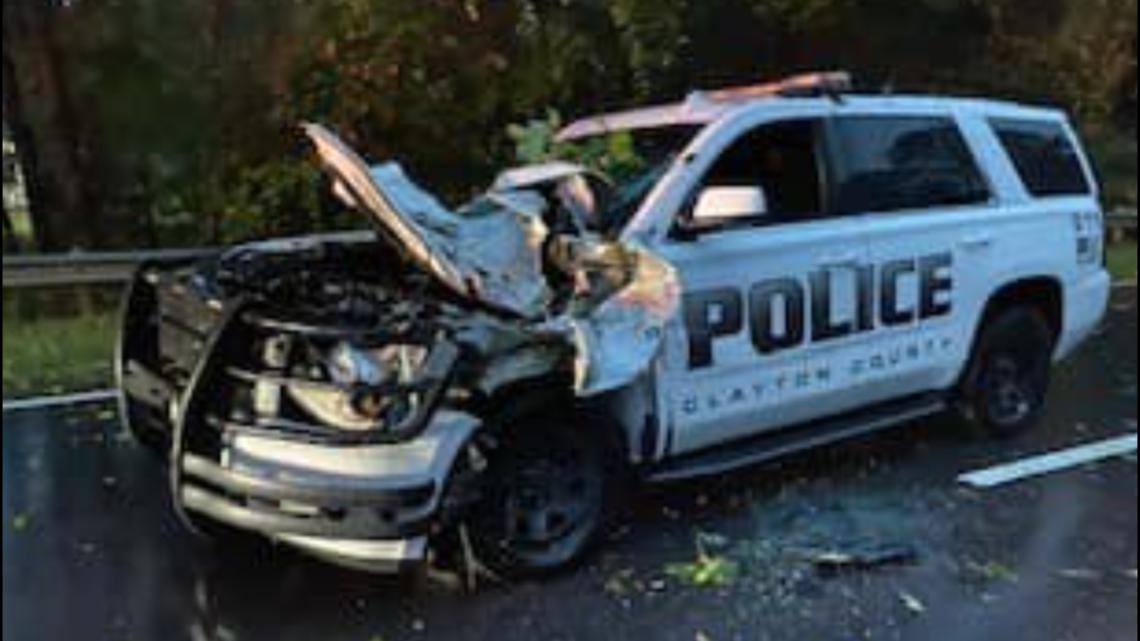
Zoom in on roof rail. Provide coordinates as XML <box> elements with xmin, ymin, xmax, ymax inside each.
<box><xmin>691</xmin><ymin>71</ymin><xmax>853</xmax><ymax>105</ymax></box>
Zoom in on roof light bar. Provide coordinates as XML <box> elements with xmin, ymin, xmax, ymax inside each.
<box><xmin>700</xmin><ymin>71</ymin><xmax>853</xmax><ymax>103</ymax></box>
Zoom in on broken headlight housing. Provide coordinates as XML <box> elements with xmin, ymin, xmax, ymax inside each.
<box><xmin>288</xmin><ymin>342</ymin><xmax>431</xmax><ymax>432</ymax></box>
<box><xmin>232</xmin><ymin>330</ymin><xmax>459</xmax><ymax>445</ymax></box>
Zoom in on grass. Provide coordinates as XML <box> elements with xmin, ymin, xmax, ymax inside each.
<box><xmin>1107</xmin><ymin>241</ymin><xmax>1138</xmax><ymax>283</ymax></box>
<box><xmin>3</xmin><ymin>287</ymin><xmax>121</xmax><ymax>400</ymax></box>
<box><xmin>2</xmin><ymin>312</ymin><xmax>118</xmax><ymax>399</ymax></box>
<box><xmin>9</xmin><ymin>208</ymin><xmax>33</xmax><ymax>242</ymax></box>
<box><xmin>4</xmin><ymin>206</ymin><xmax>36</xmax><ymax>251</ymax></box>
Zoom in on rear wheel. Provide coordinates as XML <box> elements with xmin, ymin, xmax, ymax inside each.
<box><xmin>468</xmin><ymin>411</ymin><xmax>620</xmax><ymax>578</ymax></box>
<box><xmin>960</xmin><ymin>307</ymin><xmax>1055</xmax><ymax>437</ymax></box>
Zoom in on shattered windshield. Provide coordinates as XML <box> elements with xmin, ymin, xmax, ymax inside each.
<box><xmin>555</xmin><ymin>125</ymin><xmax>702</xmax><ymax>237</ymax></box>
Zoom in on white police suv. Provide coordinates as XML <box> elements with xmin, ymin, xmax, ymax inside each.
<box><xmin>120</xmin><ymin>72</ymin><xmax>1111</xmax><ymax>576</ymax></box>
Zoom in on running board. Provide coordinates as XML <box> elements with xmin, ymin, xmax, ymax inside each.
<box><xmin>647</xmin><ymin>394</ymin><xmax>948</xmax><ymax>483</ymax></box>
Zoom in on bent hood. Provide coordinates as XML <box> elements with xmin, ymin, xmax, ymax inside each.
<box><xmin>303</xmin><ymin>123</ymin><xmax>680</xmax><ymax>396</ymax></box>
<box><xmin>303</xmin><ymin>123</ymin><xmax>551</xmax><ymax>318</ymax></box>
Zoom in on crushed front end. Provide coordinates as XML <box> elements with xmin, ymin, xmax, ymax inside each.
<box><xmin>117</xmin><ymin>124</ymin><xmax>681</xmax><ymax>573</ymax></box>
<box><xmin>118</xmin><ymin>237</ymin><xmax>547</xmax><ymax>571</ymax></box>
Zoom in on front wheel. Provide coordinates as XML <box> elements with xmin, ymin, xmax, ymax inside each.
<box><xmin>467</xmin><ymin>412</ymin><xmax>621</xmax><ymax>579</ymax></box>
<box><xmin>960</xmin><ymin>307</ymin><xmax>1055</xmax><ymax>437</ymax></box>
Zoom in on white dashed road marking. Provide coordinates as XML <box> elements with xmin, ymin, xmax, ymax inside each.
<box><xmin>959</xmin><ymin>434</ymin><xmax>1139</xmax><ymax>489</ymax></box>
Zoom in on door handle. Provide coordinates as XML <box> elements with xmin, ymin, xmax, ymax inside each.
<box><xmin>816</xmin><ymin>251</ymin><xmax>861</xmax><ymax>270</ymax></box>
<box><xmin>959</xmin><ymin>234</ymin><xmax>994</xmax><ymax>251</ymax></box>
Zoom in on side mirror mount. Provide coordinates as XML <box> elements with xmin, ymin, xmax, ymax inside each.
<box><xmin>690</xmin><ymin>186</ymin><xmax>769</xmax><ymax>228</ymax></box>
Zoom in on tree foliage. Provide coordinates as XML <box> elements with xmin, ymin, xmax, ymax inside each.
<box><xmin>2</xmin><ymin>0</ymin><xmax>1136</xmax><ymax>251</ymax></box>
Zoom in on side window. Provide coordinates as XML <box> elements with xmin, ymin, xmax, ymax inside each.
<box><xmin>832</xmin><ymin>116</ymin><xmax>991</xmax><ymax>214</ymax></box>
<box><xmin>693</xmin><ymin>119</ymin><xmax>825</xmax><ymax>229</ymax></box>
<box><xmin>990</xmin><ymin>119</ymin><xmax>1092</xmax><ymax>197</ymax></box>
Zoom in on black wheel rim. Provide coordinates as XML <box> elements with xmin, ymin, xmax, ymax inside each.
<box><xmin>493</xmin><ymin>435</ymin><xmax>604</xmax><ymax>566</ymax></box>
<box><xmin>983</xmin><ymin>354</ymin><xmax>1042</xmax><ymax>427</ymax></box>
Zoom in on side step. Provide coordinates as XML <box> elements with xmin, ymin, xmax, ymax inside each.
<box><xmin>647</xmin><ymin>393</ymin><xmax>948</xmax><ymax>484</ymax></box>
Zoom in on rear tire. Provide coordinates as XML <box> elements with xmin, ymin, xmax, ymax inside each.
<box><xmin>960</xmin><ymin>307</ymin><xmax>1055</xmax><ymax>437</ymax></box>
<box><xmin>468</xmin><ymin>408</ymin><xmax>623</xmax><ymax>579</ymax></box>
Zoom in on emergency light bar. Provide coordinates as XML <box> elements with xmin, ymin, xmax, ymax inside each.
<box><xmin>556</xmin><ymin>71</ymin><xmax>854</xmax><ymax>142</ymax></box>
<box><xmin>700</xmin><ymin>71</ymin><xmax>853</xmax><ymax>103</ymax></box>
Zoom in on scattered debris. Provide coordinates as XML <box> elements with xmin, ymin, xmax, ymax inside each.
<box><xmin>695</xmin><ymin>530</ymin><xmax>730</xmax><ymax>551</ymax></box>
<box><xmin>603</xmin><ymin>569</ymin><xmax>639</xmax><ymax>597</ymax></box>
<box><xmin>607</xmin><ymin>525</ymin><xmax>632</xmax><ymax>543</ymax></box>
<box><xmin>1057</xmin><ymin>568</ymin><xmax>1103</xmax><ymax>581</ymax></box>
<box><xmin>898</xmin><ymin>590</ymin><xmax>927</xmax><ymax>615</ymax></box>
<box><xmin>809</xmin><ymin>543</ymin><xmax>918</xmax><ymax>574</ymax></box>
<box><xmin>423</xmin><ymin>566</ymin><xmax>464</xmax><ymax>592</ymax></box>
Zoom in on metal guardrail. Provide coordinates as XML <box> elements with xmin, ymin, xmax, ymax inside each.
<box><xmin>1107</xmin><ymin>210</ymin><xmax>1138</xmax><ymax>227</ymax></box>
<box><xmin>1107</xmin><ymin>210</ymin><xmax>1138</xmax><ymax>244</ymax></box>
<box><xmin>2</xmin><ymin>247</ymin><xmax>218</xmax><ymax>289</ymax></box>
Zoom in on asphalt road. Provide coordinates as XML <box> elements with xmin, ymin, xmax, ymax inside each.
<box><xmin>4</xmin><ymin>289</ymin><xmax>1137</xmax><ymax>641</ymax></box>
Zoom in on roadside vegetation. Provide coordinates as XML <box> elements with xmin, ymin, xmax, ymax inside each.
<box><xmin>1088</xmin><ymin>134</ymin><xmax>1139</xmax><ymax>210</ymax></box>
<box><xmin>1108</xmin><ymin>242</ymin><xmax>1139</xmax><ymax>283</ymax></box>
<box><xmin>3</xmin><ymin>0</ymin><xmax>1137</xmax><ymax>253</ymax></box>
<box><xmin>2</xmin><ymin>288</ymin><xmax>120</xmax><ymax>400</ymax></box>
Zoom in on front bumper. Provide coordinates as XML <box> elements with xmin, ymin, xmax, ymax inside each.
<box><xmin>179</xmin><ymin>410</ymin><xmax>478</xmax><ymax>571</ymax></box>
<box><xmin>117</xmin><ymin>267</ymin><xmax>480</xmax><ymax>572</ymax></box>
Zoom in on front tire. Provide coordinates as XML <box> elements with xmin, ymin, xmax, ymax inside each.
<box><xmin>960</xmin><ymin>307</ymin><xmax>1055</xmax><ymax>437</ymax></box>
<box><xmin>468</xmin><ymin>410</ymin><xmax>621</xmax><ymax>579</ymax></box>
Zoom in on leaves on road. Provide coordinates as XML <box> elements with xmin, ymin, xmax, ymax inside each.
<box><xmin>666</xmin><ymin>553</ymin><xmax>739</xmax><ymax>588</ymax></box>
<box><xmin>969</xmin><ymin>561</ymin><xmax>1020</xmax><ymax>584</ymax></box>
<box><xmin>666</xmin><ymin>531</ymin><xmax>740</xmax><ymax>588</ymax></box>
<box><xmin>11</xmin><ymin>513</ymin><xmax>30</xmax><ymax>532</ymax></box>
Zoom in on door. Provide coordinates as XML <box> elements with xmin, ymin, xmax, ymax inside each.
<box><xmin>654</xmin><ymin>118</ymin><xmax>874</xmax><ymax>456</ymax></box>
<box><xmin>828</xmin><ymin>113</ymin><xmax>997</xmax><ymax>402</ymax></box>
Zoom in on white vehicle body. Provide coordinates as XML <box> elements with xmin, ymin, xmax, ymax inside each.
<box><xmin>591</xmin><ymin>93</ymin><xmax>1110</xmax><ymax>466</ymax></box>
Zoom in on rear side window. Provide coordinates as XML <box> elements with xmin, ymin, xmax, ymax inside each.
<box><xmin>831</xmin><ymin>116</ymin><xmax>991</xmax><ymax>214</ymax></box>
<box><xmin>991</xmin><ymin>119</ymin><xmax>1092</xmax><ymax>197</ymax></box>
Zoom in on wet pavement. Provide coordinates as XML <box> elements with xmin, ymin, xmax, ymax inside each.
<box><xmin>4</xmin><ymin>289</ymin><xmax>1137</xmax><ymax>641</ymax></box>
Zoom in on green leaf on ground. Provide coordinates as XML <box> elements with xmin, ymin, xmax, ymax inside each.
<box><xmin>666</xmin><ymin>553</ymin><xmax>739</xmax><ymax>588</ymax></box>
<box><xmin>11</xmin><ymin>513</ymin><xmax>30</xmax><ymax>532</ymax></box>
<box><xmin>970</xmin><ymin>560</ymin><xmax>1020</xmax><ymax>584</ymax></box>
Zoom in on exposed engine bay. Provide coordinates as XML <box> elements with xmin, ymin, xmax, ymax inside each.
<box><xmin>118</xmin><ymin>124</ymin><xmax>680</xmax><ymax>573</ymax></box>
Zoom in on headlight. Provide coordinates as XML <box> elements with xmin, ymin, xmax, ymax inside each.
<box><xmin>288</xmin><ymin>342</ymin><xmax>429</xmax><ymax>432</ymax></box>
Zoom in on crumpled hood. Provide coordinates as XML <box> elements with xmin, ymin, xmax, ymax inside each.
<box><xmin>303</xmin><ymin>123</ymin><xmax>680</xmax><ymax>396</ymax></box>
<box><xmin>304</xmin><ymin>123</ymin><xmax>551</xmax><ymax>318</ymax></box>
